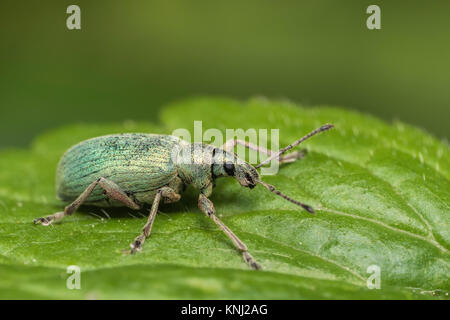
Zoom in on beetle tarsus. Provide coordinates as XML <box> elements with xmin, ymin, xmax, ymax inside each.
<box><xmin>33</xmin><ymin>211</ymin><xmax>64</xmax><ymax>226</ymax></box>
<box><xmin>130</xmin><ymin>236</ymin><xmax>144</xmax><ymax>254</ymax></box>
<box><xmin>243</xmin><ymin>251</ymin><xmax>262</xmax><ymax>270</ymax></box>
<box><xmin>33</xmin><ymin>217</ymin><xmax>52</xmax><ymax>226</ymax></box>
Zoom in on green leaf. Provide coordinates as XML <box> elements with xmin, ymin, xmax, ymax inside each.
<box><xmin>0</xmin><ymin>98</ymin><xmax>448</xmax><ymax>299</ymax></box>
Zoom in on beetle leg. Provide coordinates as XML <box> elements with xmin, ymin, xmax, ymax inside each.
<box><xmin>130</xmin><ymin>187</ymin><xmax>181</xmax><ymax>253</ymax></box>
<box><xmin>198</xmin><ymin>193</ymin><xmax>262</xmax><ymax>270</ymax></box>
<box><xmin>33</xmin><ymin>177</ymin><xmax>140</xmax><ymax>226</ymax></box>
<box><xmin>221</xmin><ymin>139</ymin><xmax>306</xmax><ymax>164</ymax></box>
<box><xmin>130</xmin><ymin>190</ymin><xmax>161</xmax><ymax>254</ymax></box>
<box><xmin>278</xmin><ymin>149</ymin><xmax>307</xmax><ymax>163</ymax></box>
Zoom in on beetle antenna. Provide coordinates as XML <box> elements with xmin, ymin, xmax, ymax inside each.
<box><xmin>255</xmin><ymin>124</ymin><xmax>334</xmax><ymax>168</ymax></box>
<box><xmin>258</xmin><ymin>180</ymin><xmax>315</xmax><ymax>214</ymax></box>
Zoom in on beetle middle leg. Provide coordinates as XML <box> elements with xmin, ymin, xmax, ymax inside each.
<box><xmin>221</xmin><ymin>139</ymin><xmax>306</xmax><ymax>164</ymax></box>
<box><xmin>198</xmin><ymin>193</ymin><xmax>261</xmax><ymax>270</ymax></box>
<box><xmin>130</xmin><ymin>187</ymin><xmax>180</xmax><ymax>253</ymax></box>
<box><xmin>33</xmin><ymin>177</ymin><xmax>140</xmax><ymax>226</ymax></box>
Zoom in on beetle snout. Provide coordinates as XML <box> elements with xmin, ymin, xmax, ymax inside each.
<box><xmin>245</xmin><ymin>173</ymin><xmax>256</xmax><ymax>188</ymax></box>
<box><xmin>236</xmin><ymin>165</ymin><xmax>259</xmax><ymax>189</ymax></box>
<box><xmin>237</xmin><ymin>178</ymin><xmax>255</xmax><ymax>189</ymax></box>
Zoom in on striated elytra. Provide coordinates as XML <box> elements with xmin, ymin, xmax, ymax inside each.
<box><xmin>34</xmin><ymin>125</ymin><xmax>333</xmax><ymax>269</ymax></box>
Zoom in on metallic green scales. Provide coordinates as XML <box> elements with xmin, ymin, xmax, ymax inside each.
<box><xmin>56</xmin><ymin>134</ymin><xmax>188</xmax><ymax>205</ymax></box>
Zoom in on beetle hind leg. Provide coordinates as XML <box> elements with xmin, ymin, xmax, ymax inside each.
<box><xmin>33</xmin><ymin>177</ymin><xmax>140</xmax><ymax>226</ymax></box>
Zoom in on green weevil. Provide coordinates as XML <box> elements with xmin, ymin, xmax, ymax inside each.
<box><xmin>34</xmin><ymin>124</ymin><xmax>333</xmax><ymax>269</ymax></box>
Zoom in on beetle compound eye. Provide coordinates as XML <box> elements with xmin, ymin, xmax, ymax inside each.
<box><xmin>223</xmin><ymin>162</ymin><xmax>235</xmax><ymax>176</ymax></box>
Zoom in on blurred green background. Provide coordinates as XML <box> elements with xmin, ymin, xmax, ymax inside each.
<box><xmin>0</xmin><ymin>0</ymin><xmax>449</xmax><ymax>149</ymax></box>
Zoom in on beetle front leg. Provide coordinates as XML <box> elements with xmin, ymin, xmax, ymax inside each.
<box><xmin>130</xmin><ymin>187</ymin><xmax>180</xmax><ymax>253</ymax></box>
<box><xmin>33</xmin><ymin>177</ymin><xmax>140</xmax><ymax>226</ymax></box>
<box><xmin>198</xmin><ymin>193</ymin><xmax>262</xmax><ymax>270</ymax></box>
<box><xmin>221</xmin><ymin>139</ymin><xmax>306</xmax><ymax>165</ymax></box>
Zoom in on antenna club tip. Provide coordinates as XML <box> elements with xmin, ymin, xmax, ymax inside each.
<box><xmin>320</xmin><ymin>123</ymin><xmax>334</xmax><ymax>131</ymax></box>
<box><xmin>303</xmin><ymin>205</ymin><xmax>315</xmax><ymax>214</ymax></box>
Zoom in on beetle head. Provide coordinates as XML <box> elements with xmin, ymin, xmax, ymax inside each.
<box><xmin>211</xmin><ymin>148</ymin><xmax>260</xmax><ymax>189</ymax></box>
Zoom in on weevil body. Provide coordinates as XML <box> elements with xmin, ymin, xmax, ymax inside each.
<box><xmin>34</xmin><ymin>125</ymin><xmax>333</xmax><ymax>269</ymax></box>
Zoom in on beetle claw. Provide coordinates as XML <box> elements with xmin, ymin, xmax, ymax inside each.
<box><xmin>33</xmin><ymin>216</ymin><xmax>54</xmax><ymax>226</ymax></box>
<box><xmin>130</xmin><ymin>245</ymin><xmax>141</xmax><ymax>254</ymax></box>
<box><xmin>33</xmin><ymin>211</ymin><xmax>64</xmax><ymax>226</ymax></box>
<box><xmin>130</xmin><ymin>237</ymin><xmax>144</xmax><ymax>254</ymax></box>
<box><xmin>243</xmin><ymin>251</ymin><xmax>262</xmax><ymax>270</ymax></box>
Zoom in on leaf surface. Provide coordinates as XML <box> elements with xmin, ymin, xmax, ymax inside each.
<box><xmin>0</xmin><ymin>98</ymin><xmax>448</xmax><ymax>299</ymax></box>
